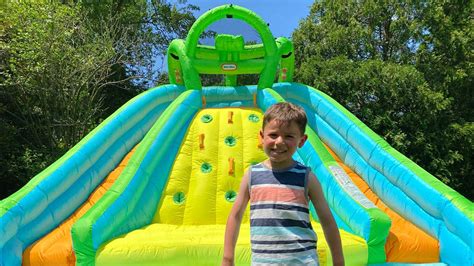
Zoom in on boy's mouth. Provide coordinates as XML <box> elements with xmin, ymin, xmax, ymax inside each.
<box><xmin>270</xmin><ymin>149</ymin><xmax>287</xmax><ymax>155</ymax></box>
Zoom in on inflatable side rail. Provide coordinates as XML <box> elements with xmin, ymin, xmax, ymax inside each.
<box><xmin>167</xmin><ymin>4</ymin><xmax>294</xmax><ymax>90</ymax></box>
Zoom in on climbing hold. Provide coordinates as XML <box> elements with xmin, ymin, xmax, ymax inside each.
<box><xmin>199</xmin><ymin>133</ymin><xmax>205</xmax><ymax>149</ymax></box>
<box><xmin>225</xmin><ymin>190</ymin><xmax>237</xmax><ymax>202</ymax></box>
<box><xmin>201</xmin><ymin>162</ymin><xmax>212</xmax><ymax>173</ymax></box>
<box><xmin>228</xmin><ymin>111</ymin><xmax>234</xmax><ymax>124</ymax></box>
<box><xmin>173</xmin><ymin>192</ymin><xmax>186</xmax><ymax>205</ymax></box>
<box><xmin>248</xmin><ymin>114</ymin><xmax>260</xmax><ymax>123</ymax></box>
<box><xmin>201</xmin><ymin>114</ymin><xmax>213</xmax><ymax>123</ymax></box>
<box><xmin>225</xmin><ymin>136</ymin><xmax>236</xmax><ymax>147</ymax></box>
<box><xmin>228</xmin><ymin>157</ymin><xmax>235</xmax><ymax>175</ymax></box>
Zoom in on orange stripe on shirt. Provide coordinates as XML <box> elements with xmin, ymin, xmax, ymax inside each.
<box><xmin>251</xmin><ymin>186</ymin><xmax>307</xmax><ymax>205</ymax></box>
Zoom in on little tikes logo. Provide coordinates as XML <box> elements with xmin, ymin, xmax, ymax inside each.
<box><xmin>221</xmin><ymin>63</ymin><xmax>237</xmax><ymax>71</ymax></box>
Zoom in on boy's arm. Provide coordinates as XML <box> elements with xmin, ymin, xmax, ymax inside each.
<box><xmin>308</xmin><ymin>171</ymin><xmax>345</xmax><ymax>266</ymax></box>
<box><xmin>222</xmin><ymin>171</ymin><xmax>250</xmax><ymax>266</ymax></box>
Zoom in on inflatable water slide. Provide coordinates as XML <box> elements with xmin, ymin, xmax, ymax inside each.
<box><xmin>1</xmin><ymin>5</ymin><xmax>472</xmax><ymax>266</ymax></box>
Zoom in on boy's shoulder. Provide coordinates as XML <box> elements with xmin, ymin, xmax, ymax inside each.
<box><xmin>294</xmin><ymin>161</ymin><xmax>309</xmax><ymax>170</ymax></box>
<box><xmin>289</xmin><ymin>161</ymin><xmax>311</xmax><ymax>173</ymax></box>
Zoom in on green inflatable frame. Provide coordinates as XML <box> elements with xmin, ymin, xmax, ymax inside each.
<box><xmin>167</xmin><ymin>4</ymin><xmax>295</xmax><ymax>89</ymax></box>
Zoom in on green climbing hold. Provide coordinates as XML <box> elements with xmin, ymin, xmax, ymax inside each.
<box><xmin>225</xmin><ymin>136</ymin><xmax>236</xmax><ymax>147</ymax></box>
<box><xmin>201</xmin><ymin>162</ymin><xmax>212</xmax><ymax>173</ymax></box>
<box><xmin>201</xmin><ymin>114</ymin><xmax>213</xmax><ymax>123</ymax></box>
<box><xmin>248</xmin><ymin>114</ymin><xmax>260</xmax><ymax>123</ymax></box>
<box><xmin>173</xmin><ymin>192</ymin><xmax>186</xmax><ymax>205</ymax></box>
<box><xmin>225</xmin><ymin>191</ymin><xmax>237</xmax><ymax>202</ymax></box>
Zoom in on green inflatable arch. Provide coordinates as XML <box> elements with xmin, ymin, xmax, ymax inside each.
<box><xmin>167</xmin><ymin>4</ymin><xmax>295</xmax><ymax>90</ymax></box>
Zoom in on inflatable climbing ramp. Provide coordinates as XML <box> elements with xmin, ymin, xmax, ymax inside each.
<box><xmin>94</xmin><ymin>107</ymin><xmax>366</xmax><ymax>265</ymax></box>
<box><xmin>1</xmin><ymin>5</ymin><xmax>472</xmax><ymax>266</ymax></box>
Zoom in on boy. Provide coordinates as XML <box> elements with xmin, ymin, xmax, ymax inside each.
<box><xmin>222</xmin><ymin>102</ymin><xmax>344</xmax><ymax>265</ymax></box>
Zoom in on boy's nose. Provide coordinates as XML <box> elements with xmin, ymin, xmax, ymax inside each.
<box><xmin>275</xmin><ymin>136</ymin><xmax>285</xmax><ymax>144</ymax></box>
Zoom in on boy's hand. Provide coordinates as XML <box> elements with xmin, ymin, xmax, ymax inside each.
<box><xmin>221</xmin><ymin>257</ymin><xmax>234</xmax><ymax>266</ymax></box>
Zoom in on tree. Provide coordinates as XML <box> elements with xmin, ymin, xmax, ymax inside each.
<box><xmin>0</xmin><ymin>0</ymin><xmax>200</xmax><ymax>199</ymax></box>
<box><xmin>292</xmin><ymin>0</ymin><xmax>472</xmax><ymax>200</ymax></box>
<box><xmin>415</xmin><ymin>1</ymin><xmax>473</xmax><ymax>195</ymax></box>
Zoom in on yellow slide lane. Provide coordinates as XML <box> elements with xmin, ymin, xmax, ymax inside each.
<box><xmin>22</xmin><ymin>147</ymin><xmax>137</xmax><ymax>265</ymax></box>
<box><xmin>325</xmin><ymin>144</ymin><xmax>439</xmax><ymax>262</ymax></box>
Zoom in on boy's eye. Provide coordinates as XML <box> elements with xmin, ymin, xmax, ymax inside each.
<box><xmin>286</xmin><ymin>135</ymin><xmax>294</xmax><ymax>139</ymax></box>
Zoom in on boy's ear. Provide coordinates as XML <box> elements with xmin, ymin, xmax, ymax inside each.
<box><xmin>298</xmin><ymin>134</ymin><xmax>308</xmax><ymax>148</ymax></box>
<box><xmin>258</xmin><ymin>130</ymin><xmax>264</xmax><ymax>147</ymax></box>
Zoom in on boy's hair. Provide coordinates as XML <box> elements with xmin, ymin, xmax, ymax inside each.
<box><xmin>262</xmin><ymin>102</ymin><xmax>307</xmax><ymax>135</ymax></box>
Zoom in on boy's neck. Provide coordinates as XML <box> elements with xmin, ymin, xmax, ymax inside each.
<box><xmin>262</xmin><ymin>159</ymin><xmax>296</xmax><ymax>170</ymax></box>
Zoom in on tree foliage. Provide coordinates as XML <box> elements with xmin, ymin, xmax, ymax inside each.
<box><xmin>293</xmin><ymin>0</ymin><xmax>473</xmax><ymax>200</ymax></box>
<box><xmin>0</xmin><ymin>0</ymin><xmax>199</xmax><ymax>199</ymax></box>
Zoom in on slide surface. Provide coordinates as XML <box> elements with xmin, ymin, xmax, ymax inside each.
<box><xmin>22</xmin><ymin>147</ymin><xmax>137</xmax><ymax>265</ymax></box>
<box><xmin>325</xmin><ymin>145</ymin><xmax>439</xmax><ymax>262</ymax></box>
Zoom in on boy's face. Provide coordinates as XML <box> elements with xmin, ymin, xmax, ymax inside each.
<box><xmin>260</xmin><ymin>119</ymin><xmax>307</xmax><ymax>169</ymax></box>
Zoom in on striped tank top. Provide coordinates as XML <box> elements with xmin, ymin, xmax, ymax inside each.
<box><xmin>249</xmin><ymin>162</ymin><xmax>319</xmax><ymax>265</ymax></box>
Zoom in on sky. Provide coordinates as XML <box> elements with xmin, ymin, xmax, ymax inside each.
<box><xmin>187</xmin><ymin>0</ymin><xmax>314</xmax><ymax>41</ymax></box>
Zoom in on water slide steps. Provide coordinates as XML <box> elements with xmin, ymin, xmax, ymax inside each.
<box><xmin>22</xmin><ymin>147</ymin><xmax>137</xmax><ymax>265</ymax></box>
<box><xmin>325</xmin><ymin>144</ymin><xmax>439</xmax><ymax>263</ymax></box>
<box><xmin>95</xmin><ymin>107</ymin><xmax>368</xmax><ymax>265</ymax></box>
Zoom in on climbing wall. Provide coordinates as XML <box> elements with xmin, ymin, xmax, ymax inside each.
<box><xmin>97</xmin><ymin>107</ymin><xmax>368</xmax><ymax>265</ymax></box>
<box><xmin>153</xmin><ymin>107</ymin><xmax>267</xmax><ymax>225</ymax></box>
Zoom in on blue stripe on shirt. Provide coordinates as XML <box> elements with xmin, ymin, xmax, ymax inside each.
<box><xmin>251</xmin><ymin>239</ymin><xmax>316</xmax><ymax>245</ymax></box>
<box><xmin>250</xmin><ymin>203</ymin><xmax>309</xmax><ymax>213</ymax></box>
<box><xmin>251</xmin><ymin>218</ymin><xmax>313</xmax><ymax>229</ymax></box>
<box><xmin>252</xmin><ymin>245</ymin><xmax>316</xmax><ymax>254</ymax></box>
